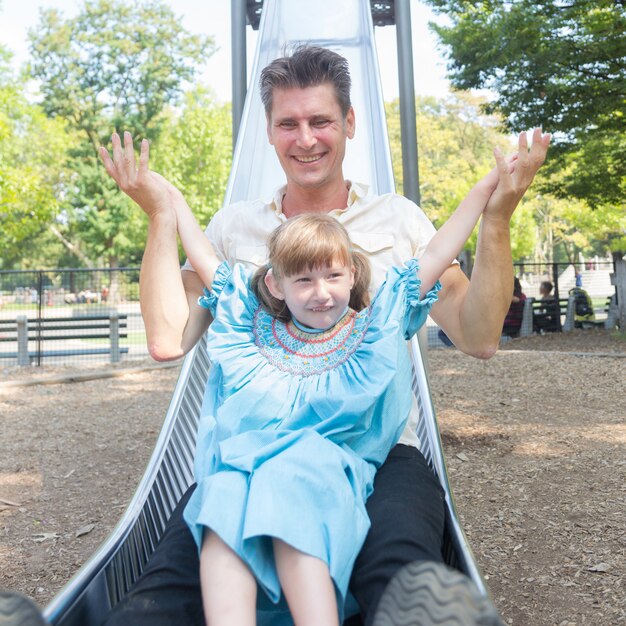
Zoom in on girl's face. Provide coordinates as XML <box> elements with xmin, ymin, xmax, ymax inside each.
<box><xmin>265</xmin><ymin>260</ymin><xmax>355</xmax><ymax>330</ymax></box>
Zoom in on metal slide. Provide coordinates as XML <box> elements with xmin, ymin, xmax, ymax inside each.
<box><xmin>44</xmin><ymin>1</ymin><xmax>487</xmax><ymax>623</ymax></box>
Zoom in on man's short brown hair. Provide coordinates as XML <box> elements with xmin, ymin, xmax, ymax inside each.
<box><xmin>260</xmin><ymin>45</ymin><xmax>352</xmax><ymax>118</ymax></box>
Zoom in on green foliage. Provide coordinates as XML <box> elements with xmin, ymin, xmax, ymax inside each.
<box><xmin>424</xmin><ymin>0</ymin><xmax>626</xmax><ymax>208</ymax></box>
<box><xmin>27</xmin><ymin>0</ymin><xmax>216</xmax><ymax>267</ymax></box>
<box><xmin>545</xmin><ymin>130</ymin><xmax>626</xmax><ymax>211</ymax></box>
<box><xmin>0</xmin><ymin>48</ymin><xmax>70</xmax><ymax>269</ymax></box>
<box><xmin>28</xmin><ymin>0</ymin><xmax>214</xmax><ymax>144</ymax></box>
<box><xmin>527</xmin><ymin>173</ymin><xmax>626</xmax><ymax>263</ymax></box>
<box><xmin>66</xmin><ymin>154</ymin><xmax>149</xmax><ymax>266</ymax></box>
<box><xmin>384</xmin><ymin>91</ymin><xmax>625</xmax><ymax>261</ymax></box>
<box><xmin>385</xmin><ymin>92</ymin><xmax>537</xmax><ymax>257</ymax></box>
<box><xmin>509</xmin><ymin>201</ymin><xmax>537</xmax><ymax>262</ymax></box>
<box><xmin>152</xmin><ymin>87</ymin><xmax>232</xmax><ymax>235</ymax></box>
<box><xmin>535</xmin><ymin>190</ymin><xmax>626</xmax><ymax>263</ymax></box>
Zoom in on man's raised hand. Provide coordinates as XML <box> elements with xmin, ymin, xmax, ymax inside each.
<box><xmin>99</xmin><ymin>132</ymin><xmax>180</xmax><ymax>219</ymax></box>
<box><xmin>485</xmin><ymin>128</ymin><xmax>551</xmax><ymax>223</ymax></box>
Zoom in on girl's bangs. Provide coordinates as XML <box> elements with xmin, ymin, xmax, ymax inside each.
<box><xmin>273</xmin><ymin>220</ymin><xmax>351</xmax><ymax>276</ymax></box>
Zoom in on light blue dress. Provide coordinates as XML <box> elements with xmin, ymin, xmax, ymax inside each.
<box><xmin>183</xmin><ymin>260</ymin><xmax>440</xmax><ymax>624</ymax></box>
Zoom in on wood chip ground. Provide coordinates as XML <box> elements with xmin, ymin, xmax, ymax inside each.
<box><xmin>1</xmin><ymin>329</ymin><xmax>624</xmax><ymax>625</ymax></box>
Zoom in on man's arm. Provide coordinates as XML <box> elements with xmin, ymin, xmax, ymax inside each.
<box><xmin>100</xmin><ymin>132</ymin><xmax>213</xmax><ymax>361</ymax></box>
<box><xmin>139</xmin><ymin>213</ymin><xmax>212</xmax><ymax>361</ymax></box>
<box><xmin>430</xmin><ymin>129</ymin><xmax>551</xmax><ymax>358</ymax></box>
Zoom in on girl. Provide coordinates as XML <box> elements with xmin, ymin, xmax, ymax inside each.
<box><xmin>101</xmin><ymin>136</ymin><xmax>512</xmax><ymax>626</ymax></box>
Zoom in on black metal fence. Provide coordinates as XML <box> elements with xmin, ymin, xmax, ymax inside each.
<box><xmin>0</xmin><ymin>268</ymin><xmax>148</xmax><ymax>367</ymax></box>
<box><xmin>427</xmin><ymin>260</ymin><xmax>618</xmax><ymax>348</ymax></box>
<box><xmin>1</xmin><ymin>261</ymin><xmax>618</xmax><ymax>366</ymax></box>
<box><xmin>512</xmin><ymin>260</ymin><xmax>616</xmax><ymax>305</ymax></box>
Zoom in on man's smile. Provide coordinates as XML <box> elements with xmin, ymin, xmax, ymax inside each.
<box><xmin>293</xmin><ymin>153</ymin><xmax>325</xmax><ymax>163</ymax></box>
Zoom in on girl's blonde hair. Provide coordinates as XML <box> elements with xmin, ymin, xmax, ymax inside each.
<box><xmin>252</xmin><ymin>214</ymin><xmax>371</xmax><ymax>322</ymax></box>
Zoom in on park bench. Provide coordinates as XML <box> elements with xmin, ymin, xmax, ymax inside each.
<box><xmin>0</xmin><ymin>313</ymin><xmax>128</xmax><ymax>366</ymax></box>
<box><xmin>520</xmin><ymin>294</ymin><xmax>618</xmax><ymax>337</ymax></box>
<box><xmin>530</xmin><ymin>297</ymin><xmax>569</xmax><ymax>333</ymax></box>
<box><xmin>520</xmin><ymin>295</ymin><xmax>576</xmax><ymax>336</ymax></box>
<box><xmin>575</xmin><ymin>294</ymin><xmax>619</xmax><ymax>329</ymax></box>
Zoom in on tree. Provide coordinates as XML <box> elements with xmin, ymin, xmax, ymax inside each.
<box><xmin>152</xmin><ymin>87</ymin><xmax>232</xmax><ymax>244</ymax></box>
<box><xmin>27</xmin><ymin>0</ymin><xmax>215</xmax><ymax>269</ymax></box>
<box><xmin>424</xmin><ymin>0</ymin><xmax>626</xmax><ymax>208</ymax></box>
<box><xmin>385</xmin><ymin>92</ymin><xmax>537</xmax><ymax>259</ymax></box>
<box><xmin>531</xmin><ymin>193</ymin><xmax>626</xmax><ymax>264</ymax></box>
<box><xmin>0</xmin><ymin>46</ymin><xmax>70</xmax><ymax>269</ymax></box>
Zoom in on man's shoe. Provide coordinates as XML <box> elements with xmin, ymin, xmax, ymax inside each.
<box><xmin>0</xmin><ymin>591</ymin><xmax>48</xmax><ymax>626</ymax></box>
<box><xmin>372</xmin><ymin>561</ymin><xmax>504</xmax><ymax>626</ymax></box>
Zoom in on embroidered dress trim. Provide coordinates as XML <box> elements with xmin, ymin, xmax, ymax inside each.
<box><xmin>254</xmin><ymin>307</ymin><xmax>369</xmax><ymax>376</ymax></box>
<box><xmin>284</xmin><ymin>309</ymin><xmax>354</xmax><ymax>346</ymax></box>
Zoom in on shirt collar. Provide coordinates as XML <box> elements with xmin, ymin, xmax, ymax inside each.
<box><xmin>270</xmin><ymin>181</ymin><xmax>370</xmax><ymax>218</ymax></box>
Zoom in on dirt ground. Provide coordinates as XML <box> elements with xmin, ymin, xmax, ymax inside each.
<box><xmin>1</xmin><ymin>328</ymin><xmax>625</xmax><ymax>625</ymax></box>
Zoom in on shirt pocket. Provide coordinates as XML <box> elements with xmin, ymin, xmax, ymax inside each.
<box><xmin>349</xmin><ymin>232</ymin><xmax>396</xmax><ymax>287</ymax></box>
<box><xmin>235</xmin><ymin>245</ymin><xmax>268</xmax><ymax>270</ymax></box>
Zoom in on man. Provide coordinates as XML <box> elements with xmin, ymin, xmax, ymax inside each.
<box><xmin>100</xmin><ymin>45</ymin><xmax>550</xmax><ymax>625</ymax></box>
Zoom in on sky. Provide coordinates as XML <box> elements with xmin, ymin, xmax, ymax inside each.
<box><xmin>0</xmin><ymin>0</ymin><xmax>451</xmax><ymax>102</ymax></box>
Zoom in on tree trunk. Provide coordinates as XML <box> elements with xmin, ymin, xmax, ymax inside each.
<box><xmin>49</xmin><ymin>225</ymin><xmax>94</xmax><ymax>268</ymax></box>
<box><xmin>611</xmin><ymin>252</ymin><xmax>626</xmax><ymax>331</ymax></box>
<box><xmin>108</xmin><ymin>257</ymin><xmax>121</xmax><ymax>305</ymax></box>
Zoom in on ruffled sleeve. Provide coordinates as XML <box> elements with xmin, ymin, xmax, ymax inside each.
<box><xmin>199</xmin><ymin>262</ymin><xmax>260</xmax><ymax>354</ymax></box>
<box><xmin>197</xmin><ymin>261</ymin><xmax>235</xmax><ymax>316</ymax></box>
<box><xmin>402</xmin><ymin>258</ymin><xmax>441</xmax><ymax>339</ymax></box>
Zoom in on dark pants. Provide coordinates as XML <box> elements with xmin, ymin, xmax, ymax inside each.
<box><xmin>103</xmin><ymin>444</ymin><xmax>446</xmax><ymax>626</ymax></box>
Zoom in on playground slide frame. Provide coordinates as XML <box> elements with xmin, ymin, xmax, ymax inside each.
<box><xmin>44</xmin><ymin>1</ymin><xmax>489</xmax><ymax>623</ymax></box>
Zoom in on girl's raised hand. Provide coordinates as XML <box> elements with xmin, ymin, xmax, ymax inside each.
<box><xmin>477</xmin><ymin>151</ymin><xmax>519</xmax><ymax>197</ymax></box>
<box><xmin>99</xmin><ymin>132</ymin><xmax>180</xmax><ymax>219</ymax></box>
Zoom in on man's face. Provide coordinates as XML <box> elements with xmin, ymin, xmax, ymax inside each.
<box><xmin>267</xmin><ymin>83</ymin><xmax>355</xmax><ymax>192</ymax></box>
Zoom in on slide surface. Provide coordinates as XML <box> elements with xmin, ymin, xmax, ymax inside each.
<box><xmin>226</xmin><ymin>0</ymin><xmax>394</xmax><ymax>204</ymax></box>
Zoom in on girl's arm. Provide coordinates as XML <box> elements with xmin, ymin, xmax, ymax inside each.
<box><xmin>418</xmin><ymin>147</ymin><xmax>511</xmax><ymax>296</ymax></box>
<box><xmin>164</xmin><ymin>175</ymin><xmax>221</xmax><ymax>293</ymax></box>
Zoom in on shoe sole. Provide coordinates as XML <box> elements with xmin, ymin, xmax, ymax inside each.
<box><xmin>0</xmin><ymin>591</ymin><xmax>48</xmax><ymax>626</ymax></box>
<box><xmin>372</xmin><ymin>561</ymin><xmax>504</xmax><ymax>626</ymax></box>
